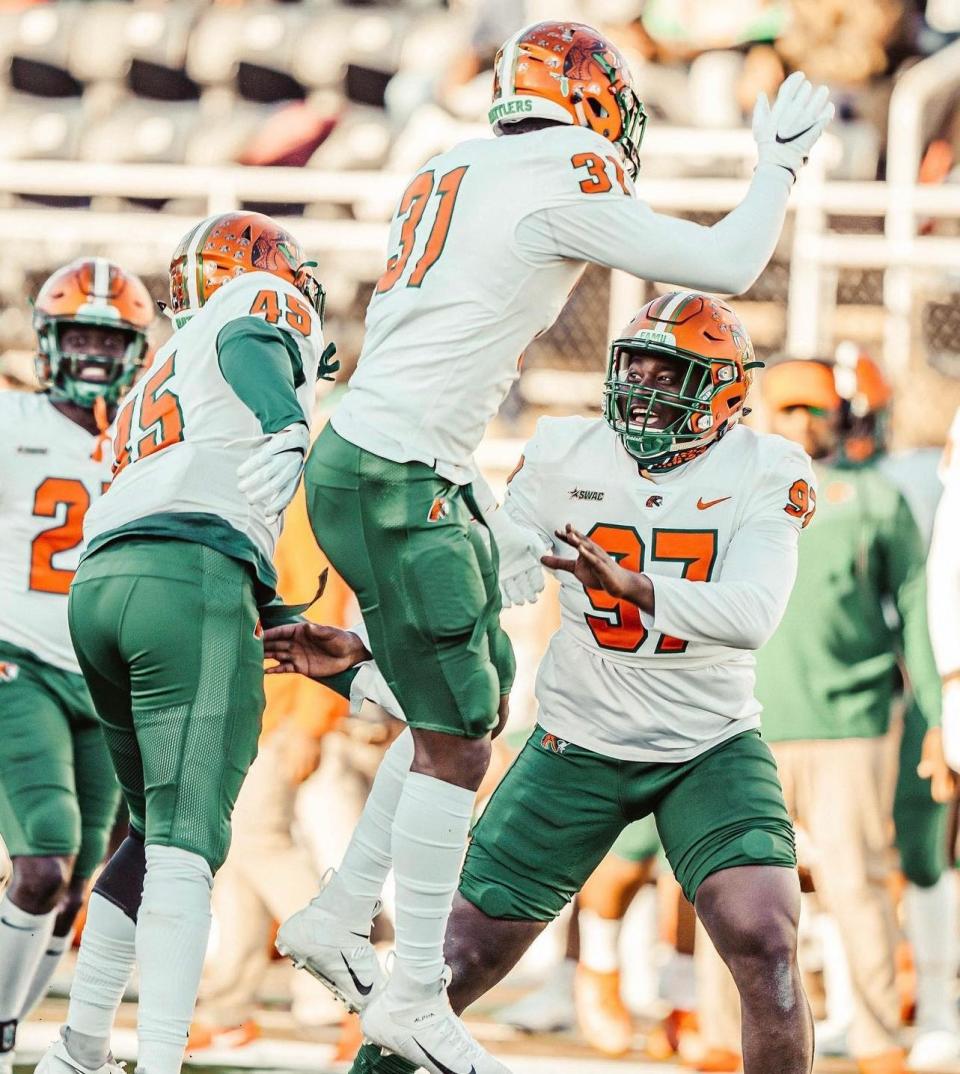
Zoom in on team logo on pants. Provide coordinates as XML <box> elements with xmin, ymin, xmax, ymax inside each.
<box><xmin>540</xmin><ymin>732</ymin><xmax>569</xmax><ymax>755</ymax></box>
<box><xmin>427</xmin><ymin>496</ymin><xmax>450</xmax><ymax>522</ymax></box>
<box><xmin>0</xmin><ymin>663</ymin><xmax>19</xmax><ymax>683</ymax></box>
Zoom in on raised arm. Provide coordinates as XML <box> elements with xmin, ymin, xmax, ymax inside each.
<box><xmin>518</xmin><ymin>73</ymin><xmax>834</xmax><ymax>296</ymax></box>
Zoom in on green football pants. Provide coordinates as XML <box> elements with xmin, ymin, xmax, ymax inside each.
<box><xmin>305</xmin><ymin>424</ymin><xmax>515</xmax><ymax>738</ymax></box>
<box><xmin>0</xmin><ymin>640</ymin><xmax>119</xmax><ymax>879</ymax></box>
<box><xmin>68</xmin><ymin>538</ymin><xmax>265</xmax><ymax>872</ymax></box>
<box><xmin>461</xmin><ymin>727</ymin><xmax>795</xmax><ymax>915</ymax></box>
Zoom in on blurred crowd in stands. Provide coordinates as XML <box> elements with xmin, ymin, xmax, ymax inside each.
<box><xmin>0</xmin><ymin>0</ymin><xmax>958</xmax><ymax>183</ymax></box>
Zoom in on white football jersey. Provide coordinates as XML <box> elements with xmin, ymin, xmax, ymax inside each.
<box><xmin>0</xmin><ymin>391</ymin><xmax>111</xmax><ymax>673</ymax></box>
<box><xmin>928</xmin><ymin>407</ymin><xmax>960</xmax><ymax>678</ymax></box>
<box><xmin>332</xmin><ymin>125</ymin><xmax>793</xmax><ymax>484</ymax></box>
<box><xmin>504</xmin><ymin>418</ymin><xmax>815</xmax><ymax>762</ymax></box>
<box><xmin>84</xmin><ymin>272</ymin><xmax>323</xmax><ymax>591</ymax></box>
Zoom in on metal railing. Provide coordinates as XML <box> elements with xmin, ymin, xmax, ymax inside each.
<box><xmin>1</xmin><ymin>121</ymin><xmax>959</xmax><ymax>374</ymax></box>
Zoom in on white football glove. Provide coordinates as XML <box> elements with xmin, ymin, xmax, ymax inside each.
<box><xmin>752</xmin><ymin>70</ymin><xmax>835</xmax><ymax>181</ymax></box>
<box><xmin>237</xmin><ymin>422</ymin><xmax>310</xmax><ymax>523</ymax></box>
<box><xmin>487</xmin><ymin>506</ymin><xmax>549</xmax><ymax>608</ymax></box>
<box><xmin>942</xmin><ymin>678</ymin><xmax>960</xmax><ymax>773</ymax></box>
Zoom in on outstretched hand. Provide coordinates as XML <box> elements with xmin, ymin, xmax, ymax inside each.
<box><xmin>263</xmin><ymin>622</ymin><xmax>371</xmax><ymax>682</ymax></box>
<box><xmin>542</xmin><ymin>524</ymin><xmax>651</xmax><ymax>609</ymax></box>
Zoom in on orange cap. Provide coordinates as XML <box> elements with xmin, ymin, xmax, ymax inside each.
<box><xmin>763</xmin><ymin>360</ymin><xmax>841</xmax><ymax>412</ymax></box>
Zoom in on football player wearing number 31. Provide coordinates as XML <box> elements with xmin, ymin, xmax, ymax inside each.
<box><xmin>268</xmin><ymin>293</ymin><xmax>820</xmax><ymax>1074</ymax></box>
<box><xmin>0</xmin><ymin>259</ymin><xmax>153</xmax><ymax>1074</ymax></box>
<box><xmin>33</xmin><ymin>213</ymin><xmax>335</xmax><ymax>1074</ymax></box>
<box><xmin>275</xmin><ymin>18</ymin><xmax>833</xmax><ymax>1074</ymax></box>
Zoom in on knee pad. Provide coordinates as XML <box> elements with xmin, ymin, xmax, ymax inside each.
<box><xmin>94</xmin><ymin>828</ymin><xmax>147</xmax><ymax>923</ymax></box>
<box><xmin>24</xmin><ymin>793</ymin><xmax>81</xmax><ymax>858</ymax></box>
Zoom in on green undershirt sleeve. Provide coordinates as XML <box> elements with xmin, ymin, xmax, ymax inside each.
<box><xmin>217</xmin><ymin>316</ymin><xmax>306</xmax><ymax>435</ymax></box>
<box><xmin>322</xmin><ymin>667</ymin><xmax>361</xmax><ymax>700</ymax></box>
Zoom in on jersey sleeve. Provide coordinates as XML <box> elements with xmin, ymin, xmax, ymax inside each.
<box><xmin>928</xmin><ymin>480</ymin><xmax>960</xmax><ymax>681</ymax></box>
<box><xmin>501</xmin><ymin>419</ymin><xmax>554</xmax><ymax>546</ymax></box>
<box><xmin>648</xmin><ymin>443</ymin><xmax>815</xmax><ymax>650</ymax></box>
<box><xmin>217</xmin><ymin>317</ymin><xmax>307</xmax><ymax>434</ymax></box>
<box><xmin>878</xmin><ymin>489</ymin><xmax>941</xmax><ymax>728</ymax></box>
<box><xmin>211</xmin><ymin>274</ymin><xmax>323</xmax><ymax>431</ymax></box>
<box><xmin>515</xmin><ymin>132</ymin><xmax>792</xmax><ymax>296</ymax></box>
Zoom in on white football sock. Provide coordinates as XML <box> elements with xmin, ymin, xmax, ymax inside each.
<box><xmin>136</xmin><ymin>845</ymin><xmax>212</xmax><ymax>1074</ymax></box>
<box><xmin>324</xmin><ymin>729</ymin><xmax>414</xmax><ymax>930</ymax></box>
<box><xmin>20</xmin><ymin>931</ymin><xmax>70</xmax><ymax>1017</ymax></box>
<box><xmin>578</xmin><ymin>909</ymin><xmax>622</xmax><ymax>974</ymax></box>
<box><xmin>389</xmin><ymin>772</ymin><xmax>475</xmax><ymax>999</ymax></box>
<box><xmin>660</xmin><ymin>951</ymin><xmax>697</xmax><ymax>1010</ymax></box>
<box><xmin>906</xmin><ymin>874</ymin><xmax>960</xmax><ymax>1033</ymax></box>
<box><xmin>65</xmin><ymin>893</ymin><xmax>136</xmax><ymax>1069</ymax></box>
<box><xmin>0</xmin><ymin>896</ymin><xmax>55</xmax><ymax>1024</ymax></box>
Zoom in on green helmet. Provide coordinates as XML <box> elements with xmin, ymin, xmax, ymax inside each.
<box><xmin>603</xmin><ymin>291</ymin><xmax>760</xmax><ymax>471</ymax></box>
<box><xmin>33</xmin><ymin>258</ymin><xmax>154</xmax><ymax>409</ymax></box>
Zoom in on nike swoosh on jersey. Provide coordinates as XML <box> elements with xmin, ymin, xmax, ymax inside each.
<box><xmin>340</xmin><ymin>953</ymin><xmax>373</xmax><ymax>996</ymax></box>
<box><xmin>775</xmin><ymin>123</ymin><xmax>816</xmax><ymax>144</ymax></box>
<box><xmin>415</xmin><ymin>1040</ymin><xmax>477</xmax><ymax>1074</ymax></box>
<box><xmin>696</xmin><ymin>496</ymin><xmax>732</xmax><ymax>510</ymax></box>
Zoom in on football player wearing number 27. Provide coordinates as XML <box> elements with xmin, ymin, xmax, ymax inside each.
<box><xmin>0</xmin><ymin>260</ymin><xmax>153</xmax><ymax>1074</ymax></box>
<box><xmin>33</xmin><ymin>213</ymin><xmax>335</xmax><ymax>1074</ymax></box>
<box><xmin>271</xmin><ymin>19</ymin><xmax>833</xmax><ymax>1074</ymax></box>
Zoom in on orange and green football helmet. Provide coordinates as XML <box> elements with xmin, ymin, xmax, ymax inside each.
<box><xmin>489</xmin><ymin>21</ymin><xmax>647</xmax><ymax>178</ymax></box>
<box><xmin>168</xmin><ymin>211</ymin><xmax>325</xmax><ymax>326</ymax></box>
<box><xmin>604</xmin><ymin>291</ymin><xmax>760</xmax><ymax>470</ymax></box>
<box><xmin>33</xmin><ymin>258</ymin><xmax>153</xmax><ymax>408</ymax></box>
<box><xmin>834</xmin><ymin>342</ymin><xmax>892</xmax><ymax>463</ymax></box>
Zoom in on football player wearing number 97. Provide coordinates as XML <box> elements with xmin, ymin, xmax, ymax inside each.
<box><xmin>33</xmin><ymin>213</ymin><xmax>335</xmax><ymax>1074</ymax></box>
<box><xmin>269</xmin><ymin>293</ymin><xmax>820</xmax><ymax>1074</ymax></box>
<box><xmin>276</xmin><ymin>18</ymin><xmax>833</xmax><ymax>1074</ymax></box>
<box><xmin>0</xmin><ymin>259</ymin><xmax>152</xmax><ymax>1074</ymax></box>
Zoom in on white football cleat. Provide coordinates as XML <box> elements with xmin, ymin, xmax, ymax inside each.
<box><xmin>276</xmin><ymin>879</ymin><xmax>384</xmax><ymax>1013</ymax></box>
<box><xmin>908</xmin><ymin>1029</ymin><xmax>960</xmax><ymax>1070</ymax></box>
<box><xmin>496</xmin><ymin>961</ymin><xmax>576</xmax><ymax>1033</ymax></box>
<box><xmin>361</xmin><ymin>971</ymin><xmax>514</xmax><ymax>1074</ymax></box>
<box><xmin>34</xmin><ymin>1036</ymin><xmax>125</xmax><ymax>1074</ymax></box>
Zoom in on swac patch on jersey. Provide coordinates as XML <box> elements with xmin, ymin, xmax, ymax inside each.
<box><xmin>0</xmin><ymin>663</ymin><xmax>20</xmax><ymax>683</ymax></box>
<box><xmin>645</xmin><ymin>495</ymin><xmax>663</xmax><ymax>508</ymax></box>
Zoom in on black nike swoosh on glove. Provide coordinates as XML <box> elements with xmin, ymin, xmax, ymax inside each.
<box><xmin>776</xmin><ymin>123</ymin><xmax>816</xmax><ymax>144</ymax></box>
<box><xmin>414</xmin><ymin>1040</ymin><xmax>476</xmax><ymax>1074</ymax></box>
<box><xmin>340</xmin><ymin>953</ymin><xmax>373</xmax><ymax>995</ymax></box>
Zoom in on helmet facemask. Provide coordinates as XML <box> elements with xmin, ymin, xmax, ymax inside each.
<box><xmin>294</xmin><ymin>261</ymin><xmax>327</xmax><ymax>322</ymax></box>
<box><xmin>35</xmin><ymin>317</ymin><xmax>147</xmax><ymax>409</ymax></box>
<box><xmin>589</xmin><ymin>50</ymin><xmax>647</xmax><ymax>179</ymax></box>
<box><xmin>603</xmin><ymin>342</ymin><xmax>740</xmax><ymax>468</ymax></box>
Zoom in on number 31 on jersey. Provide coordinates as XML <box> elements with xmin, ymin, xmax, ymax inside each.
<box><xmin>376</xmin><ymin>167</ymin><xmax>469</xmax><ymax>294</ymax></box>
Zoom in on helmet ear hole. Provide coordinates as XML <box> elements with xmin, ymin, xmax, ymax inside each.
<box><xmin>587</xmin><ymin>98</ymin><xmax>608</xmax><ymax>119</ymax></box>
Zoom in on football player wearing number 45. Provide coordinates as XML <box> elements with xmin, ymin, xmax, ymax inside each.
<box><xmin>33</xmin><ymin>213</ymin><xmax>336</xmax><ymax>1074</ymax></box>
<box><xmin>276</xmin><ymin>18</ymin><xmax>832</xmax><ymax>1074</ymax></box>
<box><xmin>268</xmin><ymin>293</ymin><xmax>820</xmax><ymax>1074</ymax></box>
<box><xmin>0</xmin><ymin>259</ymin><xmax>153</xmax><ymax>1074</ymax></box>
